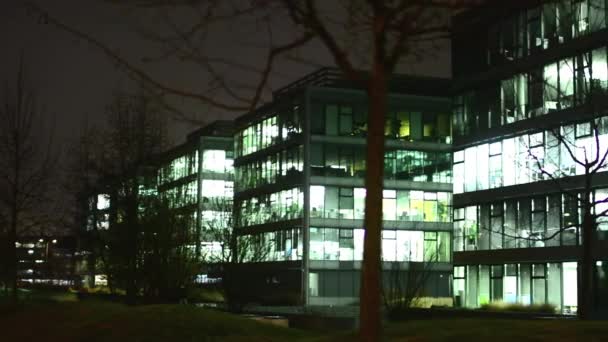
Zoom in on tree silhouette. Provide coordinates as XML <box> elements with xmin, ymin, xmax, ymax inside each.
<box><xmin>0</xmin><ymin>57</ymin><xmax>58</xmax><ymax>303</ymax></box>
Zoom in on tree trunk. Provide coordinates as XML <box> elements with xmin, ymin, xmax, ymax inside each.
<box><xmin>360</xmin><ymin>66</ymin><xmax>387</xmax><ymax>342</ymax></box>
<box><xmin>579</xmin><ymin>209</ymin><xmax>595</xmax><ymax>319</ymax></box>
<box><xmin>9</xmin><ymin>212</ymin><xmax>18</xmax><ymax>304</ymax></box>
<box><xmin>126</xmin><ymin>192</ymin><xmax>139</xmax><ymax>305</ymax></box>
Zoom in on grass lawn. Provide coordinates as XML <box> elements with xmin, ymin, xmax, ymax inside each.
<box><xmin>318</xmin><ymin>319</ymin><xmax>608</xmax><ymax>342</ymax></box>
<box><xmin>382</xmin><ymin>319</ymin><xmax>608</xmax><ymax>342</ymax></box>
<box><xmin>2</xmin><ymin>297</ymin><xmax>608</xmax><ymax>341</ymax></box>
<box><xmin>0</xmin><ymin>301</ymin><xmax>312</xmax><ymax>342</ymax></box>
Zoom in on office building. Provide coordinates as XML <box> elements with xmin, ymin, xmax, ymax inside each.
<box><xmin>233</xmin><ymin>68</ymin><xmax>453</xmax><ymax>306</ymax></box>
<box><xmin>451</xmin><ymin>1</ymin><xmax>608</xmax><ymax>314</ymax></box>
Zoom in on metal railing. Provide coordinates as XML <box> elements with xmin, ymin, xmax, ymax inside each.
<box><xmin>273</xmin><ymin>67</ymin><xmax>344</xmax><ymax>97</ymax></box>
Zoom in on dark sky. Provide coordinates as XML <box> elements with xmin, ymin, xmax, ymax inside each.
<box><xmin>1</xmin><ymin>0</ymin><xmax>451</xmax><ymax>148</ymax></box>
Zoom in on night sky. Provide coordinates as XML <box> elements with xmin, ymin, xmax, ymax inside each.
<box><xmin>1</xmin><ymin>0</ymin><xmax>451</xmax><ymax>148</ymax></box>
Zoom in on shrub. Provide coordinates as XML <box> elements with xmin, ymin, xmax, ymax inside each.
<box><xmin>479</xmin><ymin>301</ymin><xmax>556</xmax><ymax>314</ymax></box>
<box><xmin>186</xmin><ymin>288</ymin><xmax>224</xmax><ymax>303</ymax></box>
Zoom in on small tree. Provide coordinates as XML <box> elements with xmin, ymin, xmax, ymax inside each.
<box><xmin>382</xmin><ymin>242</ymin><xmax>445</xmax><ymax>317</ymax></box>
<box><xmin>139</xmin><ymin>197</ymin><xmax>199</xmax><ymax>302</ymax></box>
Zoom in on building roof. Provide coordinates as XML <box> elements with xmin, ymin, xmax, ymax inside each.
<box><xmin>186</xmin><ymin>120</ymin><xmax>235</xmax><ymax>141</ymax></box>
<box><xmin>234</xmin><ymin>67</ymin><xmax>451</xmax><ymax>128</ymax></box>
<box><xmin>274</xmin><ymin>67</ymin><xmax>451</xmax><ymax>98</ymax></box>
<box><xmin>451</xmin><ymin>1</ymin><xmax>542</xmax><ymax>32</ymax></box>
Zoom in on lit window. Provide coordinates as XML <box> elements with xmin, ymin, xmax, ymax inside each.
<box><xmin>202</xmin><ymin>150</ymin><xmax>226</xmax><ymax>173</ymax></box>
<box><xmin>97</xmin><ymin>194</ymin><xmax>110</xmax><ymax>210</ymax></box>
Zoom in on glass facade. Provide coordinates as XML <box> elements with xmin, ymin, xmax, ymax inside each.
<box><xmin>232</xmin><ymin>85</ymin><xmax>452</xmax><ymax>306</ymax></box>
<box><xmin>235</xmin><ymin>145</ymin><xmax>303</xmax><ymax>192</ymax></box>
<box><xmin>310</xmin><ymin>143</ymin><xmax>451</xmax><ymax>183</ymax></box>
<box><xmin>453</xmin><ymin>2</ymin><xmax>608</xmax><ymax>315</ymax></box>
<box><xmin>311</xmin><ymin>104</ymin><xmax>450</xmax><ymax>143</ymax></box>
<box><xmin>235</xmin><ymin>103</ymin><xmax>302</xmax><ymax>158</ymax></box>
<box><xmin>487</xmin><ymin>1</ymin><xmax>607</xmax><ymax>66</ymax></box>
<box><xmin>453</xmin><ymin>193</ymin><xmax>584</xmax><ymax>252</ymax></box>
<box><xmin>454</xmin><ymin>262</ymin><xmax>579</xmax><ymax>314</ymax></box>
<box><xmin>198</xmin><ymin>146</ymin><xmax>234</xmax><ymax>259</ymax></box>
<box><xmin>309</xmin><ymin>228</ymin><xmax>450</xmax><ymax>262</ymax></box>
<box><xmin>158</xmin><ymin>151</ymin><xmax>198</xmax><ymax>185</ymax></box>
<box><xmin>238</xmin><ymin>228</ymin><xmax>303</xmax><ymax>262</ymax></box>
<box><xmin>147</xmin><ymin>127</ymin><xmax>236</xmax><ymax>264</ymax></box>
<box><xmin>454</xmin><ymin>46</ymin><xmax>608</xmax><ymax>138</ymax></box>
<box><xmin>454</xmin><ymin>117</ymin><xmax>608</xmax><ymax>193</ymax></box>
<box><xmin>237</xmin><ymin>188</ymin><xmax>304</xmax><ymax>227</ymax></box>
<box><xmin>202</xmin><ymin>149</ymin><xmax>233</xmax><ymax>173</ymax></box>
<box><xmin>309</xmin><ymin>185</ymin><xmax>450</xmax><ymax>222</ymax></box>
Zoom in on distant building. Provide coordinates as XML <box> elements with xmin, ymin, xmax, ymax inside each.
<box><xmin>13</xmin><ymin>236</ymin><xmax>77</xmax><ymax>287</ymax></box>
<box><xmin>81</xmin><ymin>121</ymin><xmax>234</xmax><ymax>286</ymax></box>
<box><xmin>233</xmin><ymin>68</ymin><xmax>453</xmax><ymax>306</ymax></box>
<box><xmin>451</xmin><ymin>1</ymin><xmax>608</xmax><ymax>314</ymax></box>
<box><xmin>155</xmin><ymin>121</ymin><xmax>234</xmax><ymax>265</ymax></box>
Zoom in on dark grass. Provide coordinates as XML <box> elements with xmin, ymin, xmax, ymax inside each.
<box><xmin>317</xmin><ymin>319</ymin><xmax>608</xmax><ymax>342</ymax></box>
<box><xmin>0</xmin><ymin>300</ymin><xmax>312</xmax><ymax>342</ymax></box>
<box><xmin>2</xmin><ymin>295</ymin><xmax>608</xmax><ymax>341</ymax></box>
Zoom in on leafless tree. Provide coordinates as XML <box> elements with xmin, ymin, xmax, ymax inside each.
<box><xmin>527</xmin><ymin>116</ymin><xmax>608</xmax><ymax>320</ymax></box>
<box><xmin>382</xmin><ymin>245</ymin><xmax>445</xmax><ymax>317</ymax></box>
<box><xmin>64</xmin><ymin>122</ymin><xmax>107</xmax><ymax>288</ymax></box>
<box><xmin>201</xmin><ymin>197</ymin><xmax>271</xmax><ymax>311</ymax></box>
<box><xmin>25</xmin><ymin>1</ymin><xmax>481</xmax><ymax>338</ymax></box>
<box><xmin>139</xmin><ymin>196</ymin><xmax>199</xmax><ymax>301</ymax></box>
<box><xmin>76</xmin><ymin>91</ymin><xmax>168</xmax><ymax>302</ymax></box>
<box><xmin>0</xmin><ymin>57</ymin><xmax>59</xmax><ymax>303</ymax></box>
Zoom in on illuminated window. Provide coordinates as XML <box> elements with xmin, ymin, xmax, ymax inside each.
<box><xmin>592</xmin><ymin>47</ymin><xmax>608</xmax><ymax>92</ymax></box>
<box><xmin>382</xmin><ymin>190</ymin><xmax>397</xmax><ymax>221</ymax></box>
<box><xmin>454</xmin><ymin>151</ymin><xmax>464</xmax><ymax>194</ymax></box>
<box><xmin>410</xmin><ymin>191</ymin><xmax>424</xmax><ymax>221</ymax></box>
<box><xmin>324</xmin><ymin>228</ymin><xmax>339</xmax><ymax>260</ymax></box>
<box><xmin>310</xmin><ymin>186</ymin><xmax>325</xmax><ymax>218</ymax></box>
<box><xmin>339</xmin><ymin>188</ymin><xmax>354</xmax><ymax>219</ymax></box>
<box><xmin>354</xmin><ymin>188</ymin><xmax>366</xmax><ymax>219</ymax></box>
<box><xmin>201</xmin><ymin>180</ymin><xmax>230</xmax><ymax>199</ymax></box>
<box><xmin>424</xmin><ymin>232</ymin><xmax>440</xmax><ymax>262</ymax></box>
<box><xmin>423</xmin><ymin>192</ymin><xmax>438</xmax><ymax>222</ymax></box>
<box><xmin>339</xmin><ymin>229</ymin><xmax>354</xmax><ymax>261</ymax></box>
<box><xmin>202</xmin><ymin>150</ymin><xmax>226</xmax><ymax>173</ymax></box>
<box><xmin>396</xmin><ymin>111</ymin><xmax>410</xmax><ymax>138</ymax></box>
<box><xmin>97</xmin><ymin>194</ymin><xmax>110</xmax><ymax>210</ymax></box>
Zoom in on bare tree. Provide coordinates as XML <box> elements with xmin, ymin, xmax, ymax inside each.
<box><xmin>65</xmin><ymin>122</ymin><xmax>107</xmax><ymax>288</ymax></box>
<box><xmin>77</xmin><ymin>91</ymin><xmax>168</xmax><ymax>303</ymax></box>
<box><xmin>0</xmin><ymin>57</ymin><xmax>58</xmax><ymax>303</ymax></box>
<box><xmin>382</xmin><ymin>244</ymin><xmax>445</xmax><ymax>317</ymax></box>
<box><xmin>527</xmin><ymin>116</ymin><xmax>608</xmax><ymax>320</ymax></box>
<box><xmin>201</xmin><ymin>197</ymin><xmax>271</xmax><ymax>311</ymax></box>
<box><xmin>25</xmin><ymin>1</ymin><xmax>481</xmax><ymax>338</ymax></box>
<box><xmin>139</xmin><ymin>196</ymin><xmax>199</xmax><ymax>301</ymax></box>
